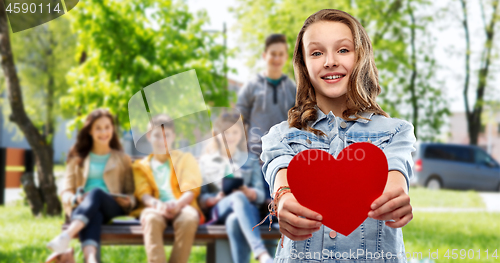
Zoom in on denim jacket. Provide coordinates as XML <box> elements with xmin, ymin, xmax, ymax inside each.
<box><xmin>260</xmin><ymin>105</ymin><xmax>416</xmax><ymax>263</ymax></box>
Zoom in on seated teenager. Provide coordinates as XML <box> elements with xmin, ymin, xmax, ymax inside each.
<box><xmin>46</xmin><ymin>109</ymin><xmax>135</xmax><ymax>263</ymax></box>
<box><xmin>130</xmin><ymin>114</ymin><xmax>205</xmax><ymax>263</ymax></box>
<box><xmin>198</xmin><ymin>113</ymin><xmax>274</xmax><ymax>263</ymax></box>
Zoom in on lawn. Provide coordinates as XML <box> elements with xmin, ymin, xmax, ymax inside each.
<box><xmin>0</xmin><ymin>202</ymin><xmax>260</xmax><ymax>263</ymax></box>
<box><xmin>1</xmin><ymin>188</ymin><xmax>498</xmax><ymax>263</ymax></box>
<box><xmin>408</xmin><ymin>187</ymin><xmax>486</xmax><ymax>208</ymax></box>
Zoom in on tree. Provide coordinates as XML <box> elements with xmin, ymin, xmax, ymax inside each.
<box><xmin>60</xmin><ymin>0</ymin><xmax>229</xmax><ymax>134</ymax></box>
<box><xmin>0</xmin><ymin>0</ymin><xmax>62</xmax><ymax>216</ymax></box>
<box><xmin>7</xmin><ymin>18</ymin><xmax>76</xmax><ymax>148</ymax></box>
<box><xmin>460</xmin><ymin>0</ymin><xmax>500</xmax><ymax>145</ymax></box>
<box><xmin>231</xmin><ymin>0</ymin><xmax>449</xmax><ymax>141</ymax></box>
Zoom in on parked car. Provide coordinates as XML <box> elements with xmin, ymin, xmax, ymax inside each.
<box><xmin>410</xmin><ymin>142</ymin><xmax>500</xmax><ymax>191</ymax></box>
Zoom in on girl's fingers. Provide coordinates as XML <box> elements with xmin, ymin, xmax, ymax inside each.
<box><xmin>370</xmin><ymin>204</ymin><xmax>412</xmax><ymax>221</ymax></box>
<box><xmin>385</xmin><ymin>213</ymin><xmax>413</xmax><ymax>228</ymax></box>
<box><xmin>370</xmin><ymin>187</ymin><xmax>405</xmax><ymax>210</ymax></box>
<box><xmin>280</xmin><ymin>225</ymin><xmax>313</xmax><ymax>241</ymax></box>
<box><xmin>369</xmin><ymin>194</ymin><xmax>410</xmax><ymax>218</ymax></box>
<box><xmin>280</xmin><ymin>220</ymin><xmax>321</xmax><ymax>236</ymax></box>
<box><xmin>285</xmin><ymin>198</ymin><xmax>323</xmax><ymax>222</ymax></box>
<box><xmin>279</xmin><ymin>209</ymin><xmax>323</xmax><ymax>229</ymax></box>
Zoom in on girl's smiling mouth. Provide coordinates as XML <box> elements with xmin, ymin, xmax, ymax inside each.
<box><xmin>321</xmin><ymin>72</ymin><xmax>346</xmax><ymax>83</ymax></box>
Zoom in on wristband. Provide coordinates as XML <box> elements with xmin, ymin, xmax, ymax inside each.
<box><xmin>252</xmin><ymin>185</ymin><xmax>291</xmax><ymax>248</ymax></box>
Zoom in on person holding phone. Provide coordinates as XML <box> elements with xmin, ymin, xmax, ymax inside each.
<box><xmin>198</xmin><ymin>112</ymin><xmax>273</xmax><ymax>263</ymax></box>
<box><xmin>46</xmin><ymin>109</ymin><xmax>135</xmax><ymax>263</ymax></box>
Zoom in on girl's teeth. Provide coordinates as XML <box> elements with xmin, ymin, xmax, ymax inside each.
<box><xmin>324</xmin><ymin>75</ymin><xmax>343</xmax><ymax>80</ymax></box>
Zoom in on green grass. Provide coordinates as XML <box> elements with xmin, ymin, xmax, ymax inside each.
<box><xmin>1</xmin><ymin>187</ymin><xmax>496</xmax><ymax>263</ymax></box>
<box><xmin>409</xmin><ymin>187</ymin><xmax>486</xmax><ymax>208</ymax></box>
<box><xmin>403</xmin><ymin>212</ymin><xmax>500</xmax><ymax>262</ymax></box>
<box><xmin>53</xmin><ymin>164</ymin><xmax>66</xmax><ymax>173</ymax></box>
<box><xmin>0</xmin><ymin>203</ymin><xmax>260</xmax><ymax>263</ymax></box>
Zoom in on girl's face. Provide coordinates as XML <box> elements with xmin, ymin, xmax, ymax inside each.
<box><xmin>221</xmin><ymin>121</ymin><xmax>243</xmax><ymax>151</ymax></box>
<box><xmin>303</xmin><ymin>21</ymin><xmax>356</xmax><ymax>103</ymax></box>
<box><xmin>89</xmin><ymin>117</ymin><xmax>114</xmax><ymax>147</ymax></box>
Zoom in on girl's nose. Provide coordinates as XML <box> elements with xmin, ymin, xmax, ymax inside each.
<box><xmin>324</xmin><ymin>54</ymin><xmax>338</xmax><ymax>68</ymax></box>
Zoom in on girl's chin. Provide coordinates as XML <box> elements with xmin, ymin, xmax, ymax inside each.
<box><xmin>95</xmin><ymin>140</ymin><xmax>111</xmax><ymax>146</ymax></box>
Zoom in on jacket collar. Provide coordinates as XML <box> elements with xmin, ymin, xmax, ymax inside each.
<box><xmin>82</xmin><ymin>149</ymin><xmax>119</xmax><ymax>181</ymax></box>
<box><xmin>310</xmin><ymin>105</ymin><xmax>374</xmax><ymax>128</ymax></box>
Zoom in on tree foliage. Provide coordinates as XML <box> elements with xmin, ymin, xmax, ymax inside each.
<box><xmin>61</xmin><ymin>0</ymin><xmax>228</xmax><ymax>133</ymax></box>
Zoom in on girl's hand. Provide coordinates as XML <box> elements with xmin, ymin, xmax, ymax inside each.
<box><xmin>114</xmin><ymin>196</ymin><xmax>131</xmax><ymax>209</ymax></box>
<box><xmin>239</xmin><ymin>185</ymin><xmax>257</xmax><ymax>201</ymax></box>
<box><xmin>206</xmin><ymin>192</ymin><xmax>224</xmax><ymax>207</ymax></box>
<box><xmin>277</xmin><ymin>193</ymin><xmax>323</xmax><ymax>241</ymax></box>
<box><xmin>76</xmin><ymin>193</ymin><xmax>87</xmax><ymax>204</ymax></box>
<box><xmin>368</xmin><ymin>186</ymin><xmax>412</xmax><ymax>228</ymax></box>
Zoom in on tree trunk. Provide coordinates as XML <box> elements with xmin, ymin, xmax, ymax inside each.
<box><xmin>21</xmin><ymin>172</ymin><xmax>43</xmax><ymax>216</ymax></box>
<box><xmin>0</xmin><ymin>1</ymin><xmax>61</xmax><ymax>216</ymax></box>
<box><xmin>462</xmin><ymin>0</ymin><xmax>499</xmax><ymax>145</ymax></box>
<box><xmin>408</xmin><ymin>3</ymin><xmax>418</xmax><ymax>139</ymax></box>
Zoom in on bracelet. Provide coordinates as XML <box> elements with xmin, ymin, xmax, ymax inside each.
<box><xmin>252</xmin><ymin>185</ymin><xmax>291</xmax><ymax>248</ymax></box>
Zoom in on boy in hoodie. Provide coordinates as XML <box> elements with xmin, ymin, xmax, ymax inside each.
<box><xmin>236</xmin><ymin>33</ymin><xmax>296</xmax><ymax>160</ymax></box>
<box><xmin>236</xmin><ymin>34</ymin><xmax>296</xmax><ymax>195</ymax></box>
<box><xmin>131</xmin><ymin>114</ymin><xmax>204</xmax><ymax>263</ymax></box>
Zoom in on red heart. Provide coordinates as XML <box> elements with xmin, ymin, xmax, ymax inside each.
<box><xmin>287</xmin><ymin>142</ymin><xmax>388</xmax><ymax>236</ymax></box>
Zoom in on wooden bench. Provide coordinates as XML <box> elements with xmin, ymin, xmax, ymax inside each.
<box><xmin>64</xmin><ymin>155</ymin><xmax>280</xmax><ymax>262</ymax></box>
<box><xmin>63</xmin><ymin>219</ymin><xmax>281</xmax><ymax>263</ymax></box>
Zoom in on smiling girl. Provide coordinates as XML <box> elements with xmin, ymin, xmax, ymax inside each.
<box><xmin>46</xmin><ymin>109</ymin><xmax>135</xmax><ymax>263</ymax></box>
<box><xmin>260</xmin><ymin>9</ymin><xmax>416</xmax><ymax>262</ymax></box>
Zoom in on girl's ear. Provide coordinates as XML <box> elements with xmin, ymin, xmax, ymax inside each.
<box><xmin>262</xmin><ymin>51</ymin><xmax>267</xmax><ymax>60</ymax></box>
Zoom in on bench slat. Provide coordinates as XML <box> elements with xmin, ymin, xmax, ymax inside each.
<box><xmin>62</xmin><ymin>224</ymin><xmax>281</xmax><ymax>245</ymax></box>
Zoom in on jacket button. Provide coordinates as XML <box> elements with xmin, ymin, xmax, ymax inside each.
<box><xmin>340</xmin><ymin>121</ymin><xmax>347</xmax><ymax>128</ymax></box>
<box><xmin>306</xmin><ymin>138</ymin><xmax>311</xmax><ymax>144</ymax></box>
<box><xmin>329</xmin><ymin>230</ymin><xmax>337</xmax><ymax>238</ymax></box>
<box><xmin>367</xmin><ymin>138</ymin><xmax>372</xmax><ymax>143</ymax></box>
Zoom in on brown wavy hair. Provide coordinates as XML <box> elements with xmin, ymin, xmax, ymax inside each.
<box><xmin>288</xmin><ymin>9</ymin><xmax>389</xmax><ymax>137</ymax></box>
<box><xmin>67</xmin><ymin>109</ymin><xmax>123</xmax><ymax>166</ymax></box>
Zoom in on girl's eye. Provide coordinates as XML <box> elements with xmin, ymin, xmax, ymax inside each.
<box><xmin>339</xmin><ymin>49</ymin><xmax>349</xmax><ymax>54</ymax></box>
<box><xmin>311</xmin><ymin>51</ymin><xmax>322</xmax><ymax>57</ymax></box>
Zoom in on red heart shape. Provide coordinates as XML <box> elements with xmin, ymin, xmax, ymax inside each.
<box><xmin>287</xmin><ymin>142</ymin><xmax>388</xmax><ymax>236</ymax></box>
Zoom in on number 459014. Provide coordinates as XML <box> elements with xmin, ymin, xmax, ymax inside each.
<box><xmin>5</xmin><ymin>2</ymin><xmax>62</xmax><ymax>14</ymax></box>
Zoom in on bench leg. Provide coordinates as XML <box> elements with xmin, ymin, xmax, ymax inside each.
<box><xmin>206</xmin><ymin>239</ymin><xmax>233</xmax><ymax>263</ymax></box>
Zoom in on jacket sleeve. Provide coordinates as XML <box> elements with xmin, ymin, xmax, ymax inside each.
<box><xmin>133</xmin><ymin>162</ymin><xmax>153</xmax><ymax>204</ymax></box>
<box><xmin>235</xmin><ymin>82</ymin><xmax>254</xmax><ymax>125</ymax></box>
<box><xmin>260</xmin><ymin>124</ymin><xmax>296</xmax><ymax>197</ymax></box>
<box><xmin>178</xmin><ymin>153</ymin><xmax>202</xmax><ymax>197</ymax></box>
<box><xmin>60</xmin><ymin>158</ymin><xmax>78</xmax><ymax>206</ymax></box>
<box><xmin>383</xmin><ymin>121</ymin><xmax>417</xmax><ymax>191</ymax></box>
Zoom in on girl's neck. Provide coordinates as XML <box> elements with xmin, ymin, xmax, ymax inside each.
<box><xmin>91</xmin><ymin>144</ymin><xmax>112</xmax><ymax>155</ymax></box>
<box><xmin>265</xmin><ymin>69</ymin><xmax>282</xmax><ymax>80</ymax></box>
<box><xmin>316</xmin><ymin>94</ymin><xmax>348</xmax><ymax>119</ymax></box>
<box><xmin>226</xmin><ymin>146</ymin><xmax>238</xmax><ymax>157</ymax></box>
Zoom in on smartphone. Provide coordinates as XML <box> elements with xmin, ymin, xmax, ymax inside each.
<box><xmin>76</xmin><ymin>187</ymin><xmax>85</xmax><ymax>197</ymax></box>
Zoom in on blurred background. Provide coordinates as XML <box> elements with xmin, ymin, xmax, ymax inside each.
<box><xmin>0</xmin><ymin>0</ymin><xmax>499</xmax><ymax>262</ymax></box>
